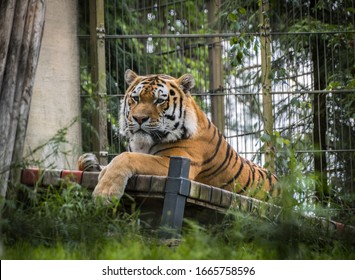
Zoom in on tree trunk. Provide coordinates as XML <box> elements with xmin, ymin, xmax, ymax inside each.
<box><xmin>259</xmin><ymin>0</ymin><xmax>274</xmax><ymax>172</ymax></box>
<box><xmin>0</xmin><ymin>0</ymin><xmax>46</xmax><ymax>198</ymax></box>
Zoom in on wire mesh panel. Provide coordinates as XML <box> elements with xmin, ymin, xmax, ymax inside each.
<box><xmin>78</xmin><ymin>0</ymin><xmax>355</xmax><ymax>210</ymax></box>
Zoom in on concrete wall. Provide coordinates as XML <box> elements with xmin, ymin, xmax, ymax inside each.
<box><xmin>24</xmin><ymin>0</ymin><xmax>81</xmax><ymax>169</ymax></box>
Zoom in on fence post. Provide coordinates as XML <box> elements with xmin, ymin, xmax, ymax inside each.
<box><xmin>89</xmin><ymin>0</ymin><xmax>108</xmax><ymax>165</ymax></box>
<box><xmin>159</xmin><ymin>157</ymin><xmax>191</xmax><ymax>239</ymax></box>
<box><xmin>259</xmin><ymin>0</ymin><xmax>275</xmax><ymax>172</ymax></box>
<box><xmin>207</xmin><ymin>0</ymin><xmax>224</xmax><ymax>135</ymax></box>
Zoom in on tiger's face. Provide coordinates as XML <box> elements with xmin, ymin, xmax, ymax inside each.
<box><xmin>119</xmin><ymin>69</ymin><xmax>198</xmax><ymax>152</ymax></box>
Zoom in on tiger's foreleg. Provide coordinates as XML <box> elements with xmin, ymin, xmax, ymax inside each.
<box><xmin>92</xmin><ymin>152</ymin><xmax>170</xmax><ymax>200</ymax></box>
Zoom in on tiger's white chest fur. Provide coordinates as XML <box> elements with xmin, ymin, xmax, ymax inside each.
<box><xmin>128</xmin><ymin>133</ymin><xmax>154</xmax><ymax>153</ymax></box>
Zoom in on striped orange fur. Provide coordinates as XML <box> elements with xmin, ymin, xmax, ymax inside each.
<box><xmin>80</xmin><ymin>70</ymin><xmax>278</xmax><ymax>200</ymax></box>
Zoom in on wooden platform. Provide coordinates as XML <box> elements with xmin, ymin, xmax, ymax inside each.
<box><xmin>20</xmin><ymin>157</ymin><xmax>354</xmax><ymax>238</ymax></box>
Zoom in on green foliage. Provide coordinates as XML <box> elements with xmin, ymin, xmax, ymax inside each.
<box><xmin>260</xmin><ymin>130</ymin><xmax>317</xmax><ymax>208</ymax></box>
<box><xmin>2</xmin><ymin>159</ymin><xmax>355</xmax><ymax>260</ymax></box>
<box><xmin>223</xmin><ymin>0</ymin><xmax>355</xmax><ymax>210</ymax></box>
<box><xmin>2</xmin><ymin>183</ymin><xmax>139</xmax><ymax>250</ymax></box>
<box><xmin>221</xmin><ymin>2</ymin><xmax>259</xmax><ymax>68</ymax></box>
<box><xmin>260</xmin><ymin>130</ymin><xmax>355</xmax><ymax>228</ymax></box>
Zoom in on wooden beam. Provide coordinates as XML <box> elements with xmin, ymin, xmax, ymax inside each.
<box><xmin>89</xmin><ymin>0</ymin><xmax>108</xmax><ymax>165</ymax></box>
<box><xmin>207</xmin><ymin>0</ymin><xmax>224</xmax><ymax>135</ymax></box>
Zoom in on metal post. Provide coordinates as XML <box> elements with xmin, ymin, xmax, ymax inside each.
<box><xmin>159</xmin><ymin>157</ymin><xmax>191</xmax><ymax>239</ymax></box>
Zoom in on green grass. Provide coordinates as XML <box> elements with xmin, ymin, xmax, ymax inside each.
<box><xmin>1</xmin><ymin>182</ymin><xmax>354</xmax><ymax>260</ymax></box>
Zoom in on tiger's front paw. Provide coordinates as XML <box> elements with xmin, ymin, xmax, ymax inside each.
<box><xmin>91</xmin><ymin>164</ymin><xmax>130</xmax><ymax>202</ymax></box>
<box><xmin>92</xmin><ymin>182</ymin><xmax>125</xmax><ymax>202</ymax></box>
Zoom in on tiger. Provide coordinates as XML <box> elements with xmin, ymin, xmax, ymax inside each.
<box><xmin>79</xmin><ymin>69</ymin><xmax>278</xmax><ymax>201</ymax></box>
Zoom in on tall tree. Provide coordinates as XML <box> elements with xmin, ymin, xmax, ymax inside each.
<box><xmin>0</xmin><ymin>0</ymin><xmax>46</xmax><ymax>198</ymax></box>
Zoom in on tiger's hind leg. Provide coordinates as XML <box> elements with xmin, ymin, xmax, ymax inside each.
<box><xmin>78</xmin><ymin>153</ymin><xmax>103</xmax><ymax>172</ymax></box>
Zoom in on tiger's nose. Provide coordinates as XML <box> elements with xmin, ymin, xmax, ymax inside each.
<box><xmin>133</xmin><ymin>115</ymin><xmax>149</xmax><ymax>125</ymax></box>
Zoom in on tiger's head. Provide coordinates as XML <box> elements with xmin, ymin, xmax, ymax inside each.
<box><xmin>119</xmin><ymin>69</ymin><xmax>198</xmax><ymax>152</ymax></box>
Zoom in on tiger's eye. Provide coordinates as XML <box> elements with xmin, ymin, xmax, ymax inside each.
<box><xmin>132</xmin><ymin>96</ymin><xmax>139</xmax><ymax>103</ymax></box>
<box><xmin>155</xmin><ymin>98</ymin><xmax>165</xmax><ymax>104</ymax></box>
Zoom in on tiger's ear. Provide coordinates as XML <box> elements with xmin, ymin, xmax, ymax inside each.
<box><xmin>178</xmin><ymin>74</ymin><xmax>195</xmax><ymax>95</ymax></box>
<box><xmin>125</xmin><ymin>69</ymin><xmax>138</xmax><ymax>85</ymax></box>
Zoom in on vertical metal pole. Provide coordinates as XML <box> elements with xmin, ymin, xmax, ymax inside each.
<box><xmin>89</xmin><ymin>0</ymin><xmax>108</xmax><ymax>165</ymax></box>
<box><xmin>259</xmin><ymin>0</ymin><xmax>274</xmax><ymax>172</ymax></box>
<box><xmin>159</xmin><ymin>157</ymin><xmax>191</xmax><ymax>239</ymax></box>
<box><xmin>208</xmin><ymin>0</ymin><xmax>224</xmax><ymax>135</ymax></box>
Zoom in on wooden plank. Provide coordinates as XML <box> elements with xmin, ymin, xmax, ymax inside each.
<box><xmin>21</xmin><ymin>168</ymin><xmax>40</xmax><ymax>186</ymax></box>
<box><xmin>81</xmin><ymin>171</ymin><xmax>99</xmax><ymax>190</ymax></box>
<box><xmin>42</xmin><ymin>169</ymin><xmax>62</xmax><ymax>186</ymax></box>
<box><xmin>61</xmin><ymin>170</ymin><xmax>83</xmax><ymax>184</ymax></box>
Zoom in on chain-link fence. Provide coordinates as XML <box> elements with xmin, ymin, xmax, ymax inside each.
<box><xmin>79</xmin><ymin>0</ymin><xmax>355</xmax><ymax>203</ymax></box>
